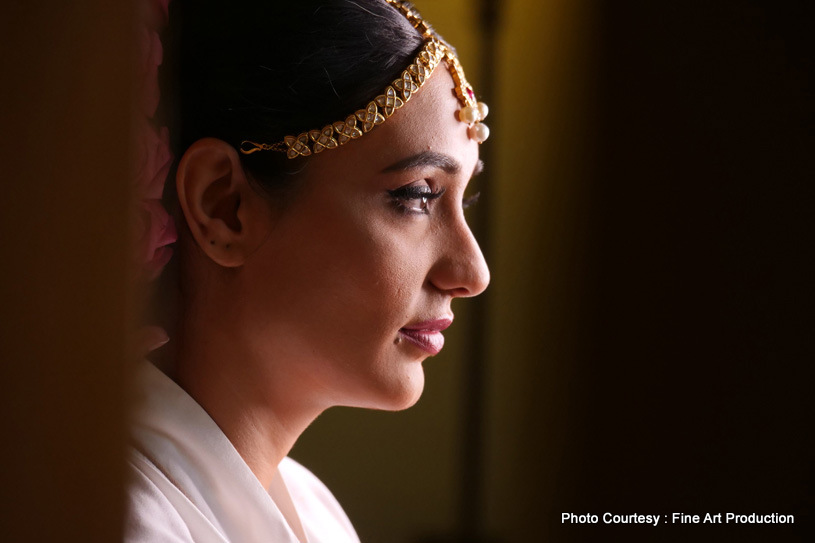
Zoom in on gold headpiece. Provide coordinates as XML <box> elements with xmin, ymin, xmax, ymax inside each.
<box><xmin>240</xmin><ymin>0</ymin><xmax>489</xmax><ymax>158</ymax></box>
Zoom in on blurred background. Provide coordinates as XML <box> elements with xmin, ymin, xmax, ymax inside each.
<box><xmin>1</xmin><ymin>0</ymin><xmax>812</xmax><ymax>542</ymax></box>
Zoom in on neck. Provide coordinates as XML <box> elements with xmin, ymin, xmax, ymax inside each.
<box><xmin>171</xmin><ymin>297</ymin><xmax>326</xmax><ymax>489</ymax></box>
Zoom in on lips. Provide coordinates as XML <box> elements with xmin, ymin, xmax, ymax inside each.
<box><xmin>398</xmin><ymin>317</ymin><xmax>453</xmax><ymax>355</ymax></box>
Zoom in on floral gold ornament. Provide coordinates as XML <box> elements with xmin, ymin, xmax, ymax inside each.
<box><xmin>393</xmin><ymin>70</ymin><xmax>420</xmax><ymax>100</ymax></box>
<box><xmin>239</xmin><ymin>0</ymin><xmax>490</xmax><ymax>158</ymax></box>
<box><xmin>356</xmin><ymin>103</ymin><xmax>385</xmax><ymax>132</ymax></box>
<box><xmin>310</xmin><ymin>126</ymin><xmax>338</xmax><ymax>153</ymax></box>
<box><xmin>408</xmin><ymin>61</ymin><xmax>428</xmax><ymax>84</ymax></box>
<box><xmin>375</xmin><ymin>86</ymin><xmax>405</xmax><ymax>117</ymax></box>
<box><xmin>334</xmin><ymin>115</ymin><xmax>364</xmax><ymax>145</ymax></box>
<box><xmin>284</xmin><ymin>134</ymin><xmax>312</xmax><ymax>158</ymax></box>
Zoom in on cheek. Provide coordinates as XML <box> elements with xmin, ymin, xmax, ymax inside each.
<box><xmin>317</xmin><ymin>213</ymin><xmax>425</xmax><ymax>325</ymax></box>
<box><xmin>265</xmin><ymin>200</ymin><xmax>429</xmax><ymax>345</ymax></box>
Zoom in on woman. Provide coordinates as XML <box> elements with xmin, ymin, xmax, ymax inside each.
<box><xmin>126</xmin><ymin>1</ymin><xmax>490</xmax><ymax>541</ymax></box>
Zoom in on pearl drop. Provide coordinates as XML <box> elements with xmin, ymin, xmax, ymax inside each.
<box><xmin>477</xmin><ymin>102</ymin><xmax>489</xmax><ymax>120</ymax></box>
<box><xmin>459</xmin><ymin>105</ymin><xmax>479</xmax><ymax>124</ymax></box>
<box><xmin>469</xmin><ymin>122</ymin><xmax>490</xmax><ymax>143</ymax></box>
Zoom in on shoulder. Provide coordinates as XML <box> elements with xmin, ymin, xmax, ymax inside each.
<box><xmin>279</xmin><ymin>456</ymin><xmax>345</xmax><ymax>513</ymax></box>
<box><xmin>280</xmin><ymin>457</ymin><xmax>360</xmax><ymax>542</ymax></box>
<box><xmin>125</xmin><ymin>450</ymin><xmax>228</xmax><ymax>543</ymax></box>
<box><xmin>125</xmin><ymin>456</ymin><xmax>195</xmax><ymax>543</ymax></box>
<box><xmin>279</xmin><ymin>457</ymin><xmax>333</xmax><ymax>495</ymax></box>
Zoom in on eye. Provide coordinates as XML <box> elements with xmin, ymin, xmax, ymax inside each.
<box><xmin>387</xmin><ymin>184</ymin><xmax>446</xmax><ymax>215</ymax></box>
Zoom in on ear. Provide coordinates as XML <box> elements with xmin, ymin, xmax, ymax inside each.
<box><xmin>176</xmin><ymin>138</ymin><xmax>272</xmax><ymax>267</ymax></box>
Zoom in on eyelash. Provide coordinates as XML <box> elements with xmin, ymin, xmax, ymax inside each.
<box><xmin>388</xmin><ymin>185</ymin><xmax>446</xmax><ymax>215</ymax></box>
<box><xmin>462</xmin><ymin>192</ymin><xmax>481</xmax><ymax>209</ymax></box>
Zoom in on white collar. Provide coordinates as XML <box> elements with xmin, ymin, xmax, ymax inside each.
<box><xmin>130</xmin><ymin>361</ymin><xmax>306</xmax><ymax>542</ymax></box>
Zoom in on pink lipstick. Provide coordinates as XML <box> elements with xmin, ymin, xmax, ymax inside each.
<box><xmin>398</xmin><ymin>317</ymin><xmax>453</xmax><ymax>355</ymax></box>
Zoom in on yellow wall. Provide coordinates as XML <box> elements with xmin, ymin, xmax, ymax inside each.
<box><xmin>485</xmin><ymin>1</ymin><xmax>595</xmax><ymax>540</ymax></box>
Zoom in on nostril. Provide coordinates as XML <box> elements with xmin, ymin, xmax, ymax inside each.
<box><xmin>428</xmin><ymin>244</ymin><xmax>490</xmax><ymax>298</ymax></box>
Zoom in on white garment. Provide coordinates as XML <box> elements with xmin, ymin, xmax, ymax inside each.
<box><xmin>125</xmin><ymin>362</ymin><xmax>360</xmax><ymax>543</ymax></box>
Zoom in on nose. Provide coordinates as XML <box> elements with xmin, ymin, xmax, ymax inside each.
<box><xmin>427</xmin><ymin>217</ymin><xmax>490</xmax><ymax>298</ymax></box>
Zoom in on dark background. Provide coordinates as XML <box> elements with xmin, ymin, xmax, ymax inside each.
<box><xmin>550</xmin><ymin>1</ymin><xmax>814</xmax><ymax>541</ymax></box>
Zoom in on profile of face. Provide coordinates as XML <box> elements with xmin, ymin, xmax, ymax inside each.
<box><xmin>177</xmin><ymin>67</ymin><xmax>489</xmax><ymax>414</ymax></box>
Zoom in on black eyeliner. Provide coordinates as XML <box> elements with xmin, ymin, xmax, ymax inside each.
<box><xmin>387</xmin><ymin>185</ymin><xmax>446</xmax><ymax>215</ymax></box>
<box><xmin>387</xmin><ymin>186</ymin><xmax>445</xmax><ymax>200</ymax></box>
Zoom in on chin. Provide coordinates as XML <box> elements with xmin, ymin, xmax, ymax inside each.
<box><xmin>383</xmin><ymin>383</ymin><xmax>424</xmax><ymax>411</ymax></box>
<box><xmin>354</xmin><ymin>367</ymin><xmax>426</xmax><ymax>412</ymax></box>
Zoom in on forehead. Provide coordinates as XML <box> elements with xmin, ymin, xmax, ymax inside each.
<box><xmin>305</xmin><ymin>67</ymin><xmax>479</xmax><ymax>179</ymax></box>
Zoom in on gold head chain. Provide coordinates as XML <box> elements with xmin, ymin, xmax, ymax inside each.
<box><xmin>239</xmin><ymin>0</ymin><xmax>489</xmax><ymax>159</ymax></box>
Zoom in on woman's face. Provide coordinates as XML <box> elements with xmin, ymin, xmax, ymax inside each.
<box><xmin>238</xmin><ymin>68</ymin><xmax>489</xmax><ymax>411</ymax></box>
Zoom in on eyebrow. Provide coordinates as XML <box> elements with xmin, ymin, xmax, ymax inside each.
<box><xmin>383</xmin><ymin>151</ymin><xmax>460</xmax><ymax>175</ymax></box>
<box><xmin>383</xmin><ymin>150</ymin><xmax>485</xmax><ymax>178</ymax></box>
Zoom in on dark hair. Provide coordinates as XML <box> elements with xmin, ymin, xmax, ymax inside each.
<box><xmin>151</xmin><ymin>1</ymin><xmax>428</xmax><ymax>350</ymax></box>
<box><xmin>166</xmin><ymin>0</ymin><xmax>424</xmax><ymax>194</ymax></box>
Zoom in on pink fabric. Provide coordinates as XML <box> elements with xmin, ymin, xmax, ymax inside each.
<box><xmin>137</xmin><ymin>27</ymin><xmax>163</xmax><ymax>118</ymax></box>
<box><xmin>135</xmin><ymin>199</ymin><xmax>177</xmax><ymax>281</ymax></box>
<box><xmin>132</xmin><ymin>0</ymin><xmax>175</xmax><ymax>353</ymax></box>
<box><xmin>135</xmin><ymin>121</ymin><xmax>172</xmax><ymax>200</ymax></box>
<box><xmin>133</xmin><ymin>0</ymin><xmax>176</xmax><ymax>283</ymax></box>
<box><xmin>155</xmin><ymin>0</ymin><xmax>169</xmax><ymax>20</ymax></box>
